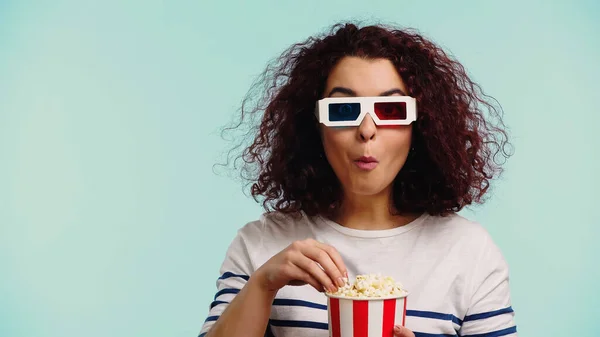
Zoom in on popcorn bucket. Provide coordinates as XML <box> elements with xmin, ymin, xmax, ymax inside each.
<box><xmin>325</xmin><ymin>293</ymin><xmax>408</xmax><ymax>337</ymax></box>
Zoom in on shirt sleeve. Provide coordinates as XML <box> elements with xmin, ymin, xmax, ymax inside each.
<box><xmin>198</xmin><ymin>220</ymin><xmax>267</xmax><ymax>337</ymax></box>
<box><xmin>459</xmin><ymin>233</ymin><xmax>518</xmax><ymax>337</ymax></box>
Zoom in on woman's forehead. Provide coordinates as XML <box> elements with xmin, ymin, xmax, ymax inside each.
<box><xmin>324</xmin><ymin>56</ymin><xmax>407</xmax><ymax>96</ymax></box>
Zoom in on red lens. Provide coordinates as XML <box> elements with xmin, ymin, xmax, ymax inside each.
<box><xmin>374</xmin><ymin>102</ymin><xmax>407</xmax><ymax>120</ymax></box>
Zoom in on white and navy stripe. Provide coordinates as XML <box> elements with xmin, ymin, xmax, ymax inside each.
<box><xmin>199</xmin><ymin>273</ymin><xmax>517</xmax><ymax>337</ymax></box>
<box><xmin>460</xmin><ymin>307</ymin><xmax>516</xmax><ymax>337</ymax></box>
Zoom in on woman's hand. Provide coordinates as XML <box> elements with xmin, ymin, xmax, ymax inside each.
<box><xmin>251</xmin><ymin>238</ymin><xmax>348</xmax><ymax>294</ymax></box>
<box><xmin>394</xmin><ymin>326</ymin><xmax>415</xmax><ymax>337</ymax></box>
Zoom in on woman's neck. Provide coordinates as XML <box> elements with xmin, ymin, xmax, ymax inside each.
<box><xmin>331</xmin><ymin>188</ymin><xmax>420</xmax><ymax>230</ymax></box>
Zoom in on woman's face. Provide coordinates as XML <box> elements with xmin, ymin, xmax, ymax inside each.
<box><xmin>320</xmin><ymin>56</ymin><xmax>413</xmax><ymax>199</ymax></box>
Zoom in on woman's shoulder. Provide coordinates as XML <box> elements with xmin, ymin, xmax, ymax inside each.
<box><xmin>425</xmin><ymin>211</ymin><xmax>491</xmax><ymax>233</ymax></box>
<box><xmin>236</xmin><ymin>210</ymin><xmax>319</xmax><ymax>242</ymax></box>
<box><xmin>229</xmin><ymin>211</ymin><xmax>320</xmax><ymax>266</ymax></box>
<box><xmin>422</xmin><ymin>212</ymin><xmax>501</xmax><ymax>252</ymax></box>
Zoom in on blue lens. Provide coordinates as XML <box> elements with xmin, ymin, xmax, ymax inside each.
<box><xmin>328</xmin><ymin>103</ymin><xmax>360</xmax><ymax>122</ymax></box>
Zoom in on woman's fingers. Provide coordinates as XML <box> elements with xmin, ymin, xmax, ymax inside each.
<box><xmin>393</xmin><ymin>326</ymin><xmax>415</xmax><ymax>337</ymax></box>
<box><xmin>284</xmin><ymin>262</ymin><xmax>323</xmax><ymax>292</ymax></box>
<box><xmin>311</xmin><ymin>240</ymin><xmax>348</xmax><ymax>279</ymax></box>
<box><xmin>300</xmin><ymin>243</ymin><xmax>346</xmax><ymax>288</ymax></box>
<box><xmin>293</xmin><ymin>252</ymin><xmax>338</xmax><ymax>292</ymax></box>
<box><xmin>282</xmin><ymin>239</ymin><xmax>348</xmax><ymax>293</ymax></box>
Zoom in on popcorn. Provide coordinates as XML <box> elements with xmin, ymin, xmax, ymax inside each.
<box><xmin>327</xmin><ymin>273</ymin><xmax>407</xmax><ymax>298</ymax></box>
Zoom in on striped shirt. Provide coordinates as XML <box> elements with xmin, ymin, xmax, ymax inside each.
<box><xmin>198</xmin><ymin>212</ymin><xmax>517</xmax><ymax>337</ymax></box>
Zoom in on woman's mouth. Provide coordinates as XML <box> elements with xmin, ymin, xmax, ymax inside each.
<box><xmin>354</xmin><ymin>156</ymin><xmax>378</xmax><ymax>171</ymax></box>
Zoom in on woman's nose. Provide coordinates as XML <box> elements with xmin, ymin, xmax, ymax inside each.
<box><xmin>357</xmin><ymin>114</ymin><xmax>377</xmax><ymax>141</ymax></box>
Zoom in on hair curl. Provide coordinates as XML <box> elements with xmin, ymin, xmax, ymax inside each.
<box><xmin>221</xmin><ymin>22</ymin><xmax>513</xmax><ymax>217</ymax></box>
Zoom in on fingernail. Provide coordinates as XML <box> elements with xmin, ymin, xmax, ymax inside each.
<box><xmin>336</xmin><ymin>277</ymin><xmax>345</xmax><ymax>287</ymax></box>
<box><xmin>394</xmin><ymin>325</ymin><xmax>402</xmax><ymax>332</ymax></box>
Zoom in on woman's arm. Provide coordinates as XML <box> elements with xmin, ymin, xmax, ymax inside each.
<box><xmin>459</xmin><ymin>233</ymin><xmax>517</xmax><ymax>336</ymax></box>
<box><xmin>205</xmin><ymin>272</ymin><xmax>276</xmax><ymax>337</ymax></box>
<box><xmin>198</xmin><ymin>224</ymin><xmax>347</xmax><ymax>337</ymax></box>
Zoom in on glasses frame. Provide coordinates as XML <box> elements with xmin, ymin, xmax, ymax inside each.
<box><xmin>315</xmin><ymin>96</ymin><xmax>417</xmax><ymax>127</ymax></box>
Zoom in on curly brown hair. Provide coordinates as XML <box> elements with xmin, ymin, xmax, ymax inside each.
<box><xmin>221</xmin><ymin>22</ymin><xmax>512</xmax><ymax>217</ymax></box>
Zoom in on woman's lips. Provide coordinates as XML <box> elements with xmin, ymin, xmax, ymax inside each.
<box><xmin>354</xmin><ymin>156</ymin><xmax>378</xmax><ymax>170</ymax></box>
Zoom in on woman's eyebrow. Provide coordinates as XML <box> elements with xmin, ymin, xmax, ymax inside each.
<box><xmin>380</xmin><ymin>88</ymin><xmax>407</xmax><ymax>96</ymax></box>
<box><xmin>328</xmin><ymin>87</ymin><xmax>356</xmax><ymax>97</ymax></box>
<box><xmin>327</xmin><ymin>87</ymin><xmax>407</xmax><ymax>97</ymax></box>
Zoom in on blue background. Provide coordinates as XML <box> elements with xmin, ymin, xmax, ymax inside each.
<box><xmin>1</xmin><ymin>1</ymin><xmax>598</xmax><ymax>336</ymax></box>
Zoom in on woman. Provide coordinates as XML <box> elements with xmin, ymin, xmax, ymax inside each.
<box><xmin>199</xmin><ymin>23</ymin><xmax>516</xmax><ymax>337</ymax></box>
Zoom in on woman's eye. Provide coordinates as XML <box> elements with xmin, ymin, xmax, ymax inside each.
<box><xmin>339</xmin><ymin>104</ymin><xmax>353</xmax><ymax>114</ymax></box>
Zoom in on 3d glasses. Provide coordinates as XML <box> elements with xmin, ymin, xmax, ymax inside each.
<box><xmin>315</xmin><ymin>96</ymin><xmax>417</xmax><ymax>127</ymax></box>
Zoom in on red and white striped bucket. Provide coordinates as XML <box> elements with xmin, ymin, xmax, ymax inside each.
<box><xmin>326</xmin><ymin>294</ymin><xmax>408</xmax><ymax>337</ymax></box>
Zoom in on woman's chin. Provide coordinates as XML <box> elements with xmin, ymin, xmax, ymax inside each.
<box><xmin>346</xmin><ymin>181</ymin><xmax>390</xmax><ymax>197</ymax></box>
